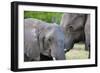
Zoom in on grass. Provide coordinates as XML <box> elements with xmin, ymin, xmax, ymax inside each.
<box><xmin>65</xmin><ymin>43</ymin><xmax>89</xmax><ymax>60</ymax></box>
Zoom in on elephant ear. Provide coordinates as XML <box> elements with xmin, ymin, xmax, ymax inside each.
<box><xmin>39</xmin><ymin>27</ymin><xmax>52</xmax><ymax>57</ymax></box>
<box><xmin>38</xmin><ymin>28</ymin><xmax>48</xmax><ymax>52</ymax></box>
<box><xmin>39</xmin><ymin>31</ymin><xmax>44</xmax><ymax>51</ymax></box>
<box><xmin>24</xmin><ymin>24</ymin><xmax>41</xmax><ymax>61</ymax></box>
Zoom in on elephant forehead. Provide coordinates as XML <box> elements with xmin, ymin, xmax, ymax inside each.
<box><xmin>32</xmin><ymin>24</ymin><xmax>38</xmax><ymax>29</ymax></box>
<box><xmin>32</xmin><ymin>29</ymin><xmax>37</xmax><ymax>37</ymax></box>
<box><xmin>25</xmin><ymin>24</ymin><xmax>38</xmax><ymax>29</ymax></box>
<box><xmin>32</xmin><ymin>24</ymin><xmax>48</xmax><ymax>33</ymax></box>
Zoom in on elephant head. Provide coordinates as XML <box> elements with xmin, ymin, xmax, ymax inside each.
<box><xmin>39</xmin><ymin>24</ymin><xmax>65</xmax><ymax>60</ymax></box>
<box><xmin>60</xmin><ymin>13</ymin><xmax>88</xmax><ymax>52</ymax></box>
<box><xmin>24</xmin><ymin>18</ymin><xmax>65</xmax><ymax>61</ymax></box>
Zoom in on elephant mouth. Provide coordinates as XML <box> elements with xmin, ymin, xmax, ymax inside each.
<box><xmin>42</xmin><ymin>48</ymin><xmax>51</xmax><ymax>57</ymax></box>
<box><xmin>40</xmin><ymin>49</ymin><xmax>53</xmax><ymax>61</ymax></box>
<box><xmin>64</xmin><ymin>48</ymin><xmax>72</xmax><ymax>52</ymax></box>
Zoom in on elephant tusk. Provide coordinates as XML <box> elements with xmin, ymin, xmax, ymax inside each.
<box><xmin>53</xmin><ymin>57</ymin><xmax>56</xmax><ymax>60</ymax></box>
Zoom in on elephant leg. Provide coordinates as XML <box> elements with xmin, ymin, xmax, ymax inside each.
<box><xmin>88</xmin><ymin>48</ymin><xmax>90</xmax><ymax>59</ymax></box>
<box><xmin>85</xmin><ymin>44</ymin><xmax>90</xmax><ymax>58</ymax></box>
<box><xmin>85</xmin><ymin>37</ymin><xmax>90</xmax><ymax>58</ymax></box>
<box><xmin>84</xmin><ymin>15</ymin><xmax>90</xmax><ymax>58</ymax></box>
<box><xmin>85</xmin><ymin>41</ymin><xmax>90</xmax><ymax>51</ymax></box>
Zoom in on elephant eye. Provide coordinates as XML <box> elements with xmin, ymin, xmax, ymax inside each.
<box><xmin>48</xmin><ymin>38</ymin><xmax>52</xmax><ymax>42</ymax></box>
<box><xmin>69</xmin><ymin>25</ymin><xmax>73</xmax><ymax>30</ymax></box>
<box><xmin>48</xmin><ymin>37</ymin><xmax>53</xmax><ymax>44</ymax></box>
<box><xmin>67</xmin><ymin>25</ymin><xmax>73</xmax><ymax>32</ymax></box>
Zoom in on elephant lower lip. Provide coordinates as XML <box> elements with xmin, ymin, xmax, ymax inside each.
<box><xmin>64</xmin><ymin>48</ymin><xmax>71</xmax><ymax>52</ymax></box>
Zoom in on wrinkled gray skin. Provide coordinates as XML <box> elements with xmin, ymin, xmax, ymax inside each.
<box><xmin>24</xmin><ymin>18</ymin><xmax>65</xmax><ymax>61</ymax></box>
<box><xmin>85</xmin><ymin>15</ymin><xmax>90</xmax><ymax>56</ymax></box>
<box><xmin>60</xmin><ymin>13</ymin><xmax>90</xmax><ymax>57</ymax></box>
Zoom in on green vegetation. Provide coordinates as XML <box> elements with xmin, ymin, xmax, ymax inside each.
<box><xmin>65</xmin><ymin>43</ymin><xmax>89</xmax><ymax>60</ymax></box>
<box><xmin>24</xmin><ymin>11</ymin><xmax>63</xmax><ymax>24</ymax></box>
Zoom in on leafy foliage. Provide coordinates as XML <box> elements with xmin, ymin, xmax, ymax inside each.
<box><xmin>24</xmin><ymin>11</ymin><xmax>63</xmax><ymax>24</ymax></box>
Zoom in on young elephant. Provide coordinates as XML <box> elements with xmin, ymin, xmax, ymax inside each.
<box><xmin>24</xmin><ymin>18</ymin><xmax>65</xmax><ymax>61</ymax></box>
<box><xmin>60</xmin><ymin>13</ymin><xmax>90</xmax><ymax>58</ymax></box>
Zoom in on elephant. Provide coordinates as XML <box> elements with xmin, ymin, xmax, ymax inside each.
<box><xmin>24</xmin><ymin>18</ymin><xmax>65</xmax><ymax>61</ymax></box>
<box><xmin>60</xmin><ymin>13</ymin><xmax>90</xmax><ymax>58</ymax></box>
<box><xmin>84</xmin><ymin>15</ymin><xmax>90</xmax><ymax>57</ymax></box>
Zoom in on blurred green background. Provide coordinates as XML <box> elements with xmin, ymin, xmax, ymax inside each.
<box><xmin>24</xmin><ymin>11</ymin><xmax>63</xmax><ymax>24</ymax></box>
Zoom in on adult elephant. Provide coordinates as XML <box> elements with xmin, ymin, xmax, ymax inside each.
<box><xmin>60</xmin><ymin>13</ymin><xmax>90</xmax><ymax>58</ymax></box>
<box><xmin>24</xmin><ymin>18</ymin><xmax>65</xmax><ymax>61</ymax></box>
